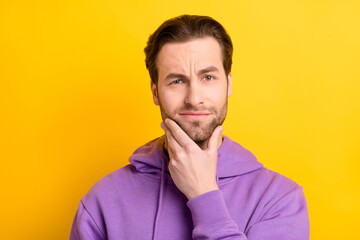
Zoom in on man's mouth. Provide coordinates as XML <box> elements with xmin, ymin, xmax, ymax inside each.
<box><xmin>178</xmin><ymin>112</ymin><xmax>212</xmax><ymax>121</ymax></box>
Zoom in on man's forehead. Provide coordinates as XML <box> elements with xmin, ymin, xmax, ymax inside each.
<box><xmin>159</xmin><ymin>37</ymin><xmax>221</xmax><ymax>56</ymax></box>
<box><xmin>156</xmin><ymin>37</ymin><xmax>224</xmax><ymax>73</ymax></box>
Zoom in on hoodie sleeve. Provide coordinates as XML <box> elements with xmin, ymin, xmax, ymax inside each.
<box><xmin>187</xmin><ymin>189</ymin><xmax>309</xmax><ymax>240</ymax></box>
<box><xmin>246</xmin><ymin>186</ymin><xmax>310</xmax><ymax>240</ymax></box>
<box><xmin>187</xmin><ymin>190</ymin><xmax>247</xmax><ymax>239</ymax></box>
<box><xmin>70</xmin><ymin>201</ymin><xmax>106</xmax><ymax>240</ymax></box>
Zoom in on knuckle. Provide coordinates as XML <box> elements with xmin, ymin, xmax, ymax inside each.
<box><xmin>169</xmin><ymin>160</ymin><xmax>176</xmax><ymax>168</ymax></box>
<box><xmin>176</xmin><ymin>151</ymin><xmax>186</xmax><ymax>160</ymax></box>
<box><xmin>172</xmin><ymin>149</ymin><xmax>184</xmax><ymax>159</ymax></box>
<box><xmin>184</xmin><ymin>143</ymin><xmax>196</xmax><ymax>152</ymax></box>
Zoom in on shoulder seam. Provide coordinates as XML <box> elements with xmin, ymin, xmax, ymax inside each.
<box><xmin>79</xmin><ymin>200</ymin><xmax>106</xmax><ymax>240</ymax></box>
<box><xmin>261</xmin><ymin>184</ymin><xmax>304</xmax><ymax>221</ymax></box>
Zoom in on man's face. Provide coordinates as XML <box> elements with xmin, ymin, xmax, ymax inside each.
<box><xmin>151</xmin><ymin>37</ymin><xmax>232</xmax><ymax>145</ymax></box>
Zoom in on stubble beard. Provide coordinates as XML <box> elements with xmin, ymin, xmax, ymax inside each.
<box><xmin>159</xmin><ymin>99</ymin><xmax>228</xmax><ymax>149</ymax></box>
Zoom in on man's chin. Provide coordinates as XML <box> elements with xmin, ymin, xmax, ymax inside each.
<box><xmin>180</xmin><ymin>124</ymin><xmax>214</xmax><ymax>143</ymax></box>
<box><xmin>167</xmin><ymin>117</ymin><xmax>220</xmax><ymax>143</ymax></box>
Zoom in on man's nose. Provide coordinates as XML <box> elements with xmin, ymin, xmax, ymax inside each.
<box><xmin>184</xmin><ymin>80</ymin><xmax>204</xmax><ymax>106</ymax></box>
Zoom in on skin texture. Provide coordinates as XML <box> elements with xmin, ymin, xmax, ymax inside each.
<box><xmin>151</xmin><ymin>37</ymin><xmax>232</xmax><ymax>200</ymax></box>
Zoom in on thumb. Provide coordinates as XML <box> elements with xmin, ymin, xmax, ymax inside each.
<box><xmin>207</xmin><ymin>125</ymin><xmax>224</xmax><ymax>151</ymax></box>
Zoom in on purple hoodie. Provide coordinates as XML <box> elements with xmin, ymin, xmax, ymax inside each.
<box><xmin>70</xmin><ymin>136</ymin><xmax>309</xmax><ymax>239</ymax></box>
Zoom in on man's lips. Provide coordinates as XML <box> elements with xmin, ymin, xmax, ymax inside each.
<box><xmin>179</xmin><ymin>112</ymin><xmax>212</xmax><ymax>120</ymax></box>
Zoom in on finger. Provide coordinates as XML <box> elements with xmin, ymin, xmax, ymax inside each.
<box><xmin>161</xmin><ymin>121</ymin><xmax>182</xmax><ymax>153</ymax></box>
<box><xmin>207</xmin><ymin>125</ymin><xmax>224</xmax><ymax>151</ymax></box>
<box><xmin>164</xmin><ymin>118</ymin><xmax>196</xmax><ymax>149</ymax></box>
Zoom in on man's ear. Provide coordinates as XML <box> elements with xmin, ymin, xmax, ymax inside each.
<box><xmin>151</xmin><ymin>80</ymin><xmax>159</xmax><ymax>106</ymax></box>
<box><xmin>227</xmin><ymin>72</ymin><xmax>232</xmax><ymax>97</ymax></box>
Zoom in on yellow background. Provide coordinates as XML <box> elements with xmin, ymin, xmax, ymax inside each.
<box><xmin>1</xmin><ymin>0</ymin><xmax>359</xmax><ymax>239</ymax></box>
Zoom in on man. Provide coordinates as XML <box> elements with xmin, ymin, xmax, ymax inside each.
<box><xmin>70</xmin><ymin>15</ymin><xmax>309</xmax><ymax>240</ymax></box>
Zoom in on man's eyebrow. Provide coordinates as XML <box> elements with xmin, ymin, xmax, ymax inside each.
<box><xmin>198</xmin><ymin>66</ymin><xmax>220</xmax><ymax>75</ymax></box>
<box><xmin>164</xmin><ymin>73</ymin><xmax>187</xmax><ymax>81</ymax></box>
<box><xmin>164</xmin><ymin>66</ymin><xmax>220</xmax><ymax>81</ymax></box>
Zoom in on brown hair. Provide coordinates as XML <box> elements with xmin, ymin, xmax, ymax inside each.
<box><xmin>144</xmin><ymin>14</ymin><xmax>233</xmax><ymax>84</ymax></box>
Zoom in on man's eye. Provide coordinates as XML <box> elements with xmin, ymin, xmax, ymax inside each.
<box><xmin>171</xmin><ymin>79</ymin><xmax>183</xmax><ymax>84</ymax></box>
<box><xmin>203</xmin><ymin>75</ymin><xmax>214</xmax><ymax>81</ymax></box>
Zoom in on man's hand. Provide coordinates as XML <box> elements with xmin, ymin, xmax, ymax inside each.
<box><xmin>161</xmin><ymin>118</ymin><xmax>224</xmax><ymax>200</ymax></box>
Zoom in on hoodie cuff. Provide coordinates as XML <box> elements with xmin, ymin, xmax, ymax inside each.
<box><xmin>186</xmin><ymin>190</ymin><xmax>232</xmax><ymax>228</ymax></box>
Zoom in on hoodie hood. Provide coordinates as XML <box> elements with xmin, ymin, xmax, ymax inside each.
<box><xmin>129</xmin><ymin>135</ymin><xmax>263</xmax><ymax>180</ymax></box>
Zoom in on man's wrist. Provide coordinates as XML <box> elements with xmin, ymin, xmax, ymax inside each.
<box><xmin>187</xmin><ymin>185</ymin><xmax>219</xmax><ymax>200</ymax></box>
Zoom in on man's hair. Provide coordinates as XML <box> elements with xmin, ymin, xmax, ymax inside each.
<box><xmin>144</xmin><ymin>14</ymin><xmax>233</xmax><ymax>84</ymax></box>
